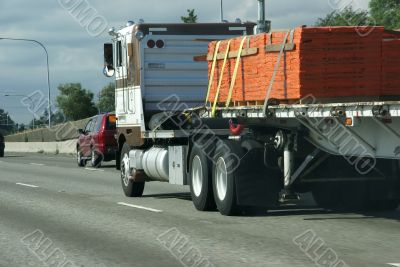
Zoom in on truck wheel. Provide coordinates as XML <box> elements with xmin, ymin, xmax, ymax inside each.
<box><xmin>365</xmin><ymin>181</ymin><xmax>400</xmax><ymax>211</ymax></box>
<box><xmin>0</xmin><ymin>149</ymin><xmax>4</xmax><ymax>158</ymax></box>
<box><xmin>212</xmin><ymin>140</ymin><xmax>243</xmax><ymax>216</ymax></box>
<box><xmin>369</xmin><ymin>199</ymin><xmax>400</xmax><ymax>211</ymax></box>
<box><xmin>189</xmin><ymin>144</ymin><xmax>215</xmax><ymax>211</ymax></box>
<box><xmin>77</xmin><ymin>148</ymin><xmax>86</xmax><ymax>167</ymax></box>
<box><xmin>120</xmin><ymin>143</ymin><xmax>145</xmax><ymax>197</ymax></box>
<box><xmin>312</xmin><ymin>182</ymin><xmax>367</xmax><ymax>211</ymax></box>
<box><xmin>91</xmin><ymin>149</ymin><xmax>103</xmax><ymax>168</ymax></box>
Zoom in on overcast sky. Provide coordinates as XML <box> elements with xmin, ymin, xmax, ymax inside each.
<box><xmin>0</xmin><ymin>0</ymin><xmax>369</xmax><ymax>124</ymax></box>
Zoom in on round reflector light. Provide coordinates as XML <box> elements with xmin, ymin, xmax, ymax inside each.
<box><xmin>156</xmin><ymin>40</ymin><xmax>165</xmax><ymax>48</ymax></box>
<box><xmin>147</xmin><ymin>39</ymin><xmax>155</xmax><ymax>48</ymax></box>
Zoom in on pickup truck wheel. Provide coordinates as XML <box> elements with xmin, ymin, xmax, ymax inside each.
<box><xmin>212</xmin><ymin>140</ymin><xmax>243</xmax><ymax>216</ymax></box>
<box><xmin>91</xmin><ymin>149</ymin><xmax>103</xmax><ymax>168</ymax></box>
<box><xmin>0</xmin><ymin>149</ymin><xmax>4</xmax><ymax>158</ymax></box>
<box><xmin>120</xmin><ymin>143</ymin><xmax>145</xmax><ymax>197</ymax></box>
<box><xmin>77</xmin><ymin>148</ymin><xmax>86</xmax><ymax>167</ymax></box>
<box><xmin>189</xmin><ymin>144</ymin><xmax>215</xmax><ymax>211</ymax></box>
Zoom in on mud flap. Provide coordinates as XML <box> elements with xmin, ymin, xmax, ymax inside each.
<box><xmin>235</xmin><ymin>148</ymin><xmax>281</xmax><ymax>207</ymax></box>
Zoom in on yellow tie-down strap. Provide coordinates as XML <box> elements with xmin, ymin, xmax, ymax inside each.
<box><xmin>205</xmin><ymin>41</ymin><xmax>221</xmax><ymax>107</ymax></box>
<box><xmin>211</xmin><ymin>40</ymin><xmax>232</xmax><ymax>117</ymax></box>
<box><xmin>225</xmin><ymin>36</ymin><xmax>247</xmax><ymax>108</ymax></box>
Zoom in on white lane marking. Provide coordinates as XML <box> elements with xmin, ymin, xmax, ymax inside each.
<box><xmin>30</xmin><ymin>163</ymin><xmax>45</xmax><ymax>166</ymax></box>
<box><xmin>117</xmin><ymin>202</ymin><xmax>163</xmax><ymax>213</ymax></box>
<box><xmin>16</xmin><ymin>183</ymin><xmax>39</xmax><ymax>188</ymax></box>
<box><xmin>388</xmin><ymin>264</ymin><xmax>400</xmax><ymax>267</ymax></box>
<box><xmin>85</xmin><ymin>168</ymin><xmax>104</xmax><ymax>172</ymax></box>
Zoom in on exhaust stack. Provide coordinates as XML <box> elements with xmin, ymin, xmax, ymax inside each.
<box><xmin>257</xmin><ymin>0</ymin><xmax>267</xmax><ymax>33</ymax></box>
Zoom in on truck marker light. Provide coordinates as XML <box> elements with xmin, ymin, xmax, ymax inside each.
<box><xmin>156</xmin><ymin>40</ymin><xmax>165</xmax><ymax>48</ymax></box>
<box><xmin>345</xmin><ymin>117</ymin><xmax>353</xmax><ymax>126</ymax></box>
<box><xmin>147</xmin><ymin>39</ymin><xmax>156</xmax><ymax>48</ymax></box>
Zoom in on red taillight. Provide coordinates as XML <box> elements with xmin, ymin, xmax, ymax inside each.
<box><xmin>156</xmin><ymin>40</ymin><xmax>165</xmax><ymax>48</ymax></box>
<box><xmin>147</xmin><ymin>39</ymin><xmax>155</xmax><ymax>48</ymax></box>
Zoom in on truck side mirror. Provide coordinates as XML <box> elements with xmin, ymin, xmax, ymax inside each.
<box><xmin>103</xmin><ymin>43</ymin><xmax>115</xmax><ymax>77</ymax></box>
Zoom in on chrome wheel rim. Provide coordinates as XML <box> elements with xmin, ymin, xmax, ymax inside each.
<box><xmin>215</xmin><ymin>157</ymin><xmax>228</xmax><ymax>201</ymax></box>
<box><xmin>121</xmin><ymin>153</ymin><xmax>130</xmax><ymax>186</ymax></box>
<box><xmin>91</xmin><ymin>150</ymin><xmax>96</xmax><ymax>165</ymax></box>
<box><xmin>192</xmin><ymin>155</ymin><xmax>203</xmax><ymax>197</ymax></box>
<box><xmin>77</xmin><ymin>150</ymin><xmax>81</xmax><ymax>163</ymax></box>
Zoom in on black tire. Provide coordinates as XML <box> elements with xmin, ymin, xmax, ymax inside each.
<box><xmin>76</xmin><ymin>147</ymin><xmax>86</xmax><ymax>167</ymax></box>
<box><xmin>90</xmin><ymin>148</ymin><xmax>103</xmax><ymax>168</ymax></box>
<box><xmin>0</xmin><ymin>149</ymin><xmax>4</xmax><ymax>158</ymax></box>
<box><xmin>120</xmin><ymin>143</ymin><xmax>145</xmax><ymax>197</ymax></box>
<box><xmin>212</xmin><ymin>140</ymin><xmax>243</xmax><ymax>216</ymax></box>
<box><xmin>189</xmin><ymin>143</ymin><xmax>215</xmax><ymax>211</ymax></box>
<box><xmin>368</xmin><ymin>199</ymin><xmax>400</xmax><ymax>211</ymax></box>
<box><xmin>312</xmin><ymin>182</ymin><xmax>367</xmax><ymax>211</ymax></box>
<box><xmin>365</xmin><ymin>181</ymin><xmax>400</xmax><ymax>211</ymax></box>
<box><xmin>312</xmin><ymin>187</ymin><xmax>340</xmax><ymax>209</ymax></box>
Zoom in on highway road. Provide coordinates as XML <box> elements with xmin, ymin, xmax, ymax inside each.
<box><xmin>0</xmin><ymin>152</ymin><xmax>399</xmax><ymax>267</ymax></box>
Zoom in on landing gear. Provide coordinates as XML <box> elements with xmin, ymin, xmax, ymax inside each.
<box><xmin>280</xmin><ymin>133</ymin><xmax>300</xmax><ymax>202</ymax></box>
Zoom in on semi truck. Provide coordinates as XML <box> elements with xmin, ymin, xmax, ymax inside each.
<box><xmin>102</xmin><ymin>12</ymin><xmax>400</xmax><ymax>216</ymax></box>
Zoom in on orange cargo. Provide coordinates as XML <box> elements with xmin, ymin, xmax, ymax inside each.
<box><xmin>206</xmin><ymin>26</ymin><xmax>400</xmax><ymax>105</ymax></box>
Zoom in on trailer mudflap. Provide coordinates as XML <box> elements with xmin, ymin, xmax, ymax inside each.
<box><xmin>234</xmin><ymin>147</ymin><xmax>281</xmax><ymax>207</ymax></box>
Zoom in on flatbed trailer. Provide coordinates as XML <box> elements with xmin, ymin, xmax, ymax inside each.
<box><xmin>102</xmin><ymin>21</ymin><xmax>400</xmax><ymax>216</ymax></box>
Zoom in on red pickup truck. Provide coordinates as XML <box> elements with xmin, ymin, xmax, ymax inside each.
<box><xmin>76</xmin><ymin>113</ymin><xmax>117</xmax><ymax>167</ymax></box>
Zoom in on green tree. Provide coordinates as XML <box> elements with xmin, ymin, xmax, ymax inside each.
<box><xmin>370</xmin><ymin>0</ymin><xmax>400</xmax><ymax>29</ymax></box>
<box><xmin>0</xmin><ymin>109</ymin><xmax>15</xmax><ymax>134</ymax></box>
<box><xmin>316</xmin><ymin>6</ymin><xmax>370</xmax><ymax>26</ymax></box>
<box><xmin>97</xmin><ymin>83</ymin><xmax>115</xmax><ymax>113</ymax></box>
<box><xmin>56</xmin><ymin>83</ymin><xmax>97</xmax><ymax>121</ymax></box>
<box><xmin>28</xmin><ymin>109</ymin><xmax>65</xmax><ymax>129</ymax></box>
<box><xmin>18</xmin><ymin>123</ymin><xmax>25</xmax><ymax>132</ymax></box>
<box><xmin>181</xmin><ymin>9</ymin><xmax>198</xmax><ymax>23</ymax></box>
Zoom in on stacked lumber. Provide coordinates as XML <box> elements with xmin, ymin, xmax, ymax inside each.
<box><xmin>206</xmin><ymin>26</ymin><xmax>400</xmax><ymax>106</ymax></box>
<box><xmin>382</xmin><ymin>30</ymin><xmax>400</xmax><ymax>95</ymax></box>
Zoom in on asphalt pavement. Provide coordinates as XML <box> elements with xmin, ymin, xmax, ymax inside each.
<box><xmin>0</xmin><ymin>152</ymin><xmax>399</xmax><ymax>267</ymax></box>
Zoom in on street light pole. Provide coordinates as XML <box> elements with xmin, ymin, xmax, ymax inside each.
<box><xmin>0</xmin><ymin>37</ymin><xmax>51</xmax><ymax>128</ymax></box>
<box><xmin>220</xmin><ymin>0</ymin><xmax>224</xmax><ymax>22</ymax></box>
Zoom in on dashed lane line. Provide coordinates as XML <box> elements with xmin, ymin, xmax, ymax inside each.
<box><xmin>30</xmin><ymin>163</ymin><xmax>45</xmax><ymax>166</ymax></box>
<box><xmin>117</xmin><ymin>202</ymin><xmax>163</xmax><ymax>213</ymax></box>
<box><xmin>84</xmin><ymin>168</ymin><xmax>105</xmax><ymax>172</ymax></box>
<box><xmin>16</xmin><ymin>183</ymin><xmax>39</xmax><ymax>188</ymax></box>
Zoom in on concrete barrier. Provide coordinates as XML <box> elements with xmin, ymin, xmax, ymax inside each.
<box><xmin>5</xmin><ymin>118</ymin><xmax>90</xmax><ymax>142</ymax></box>
<box><xmin>5</xmin><ymin>140</ymin><xmax>76</xmax><ymax>154</ymax></box>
